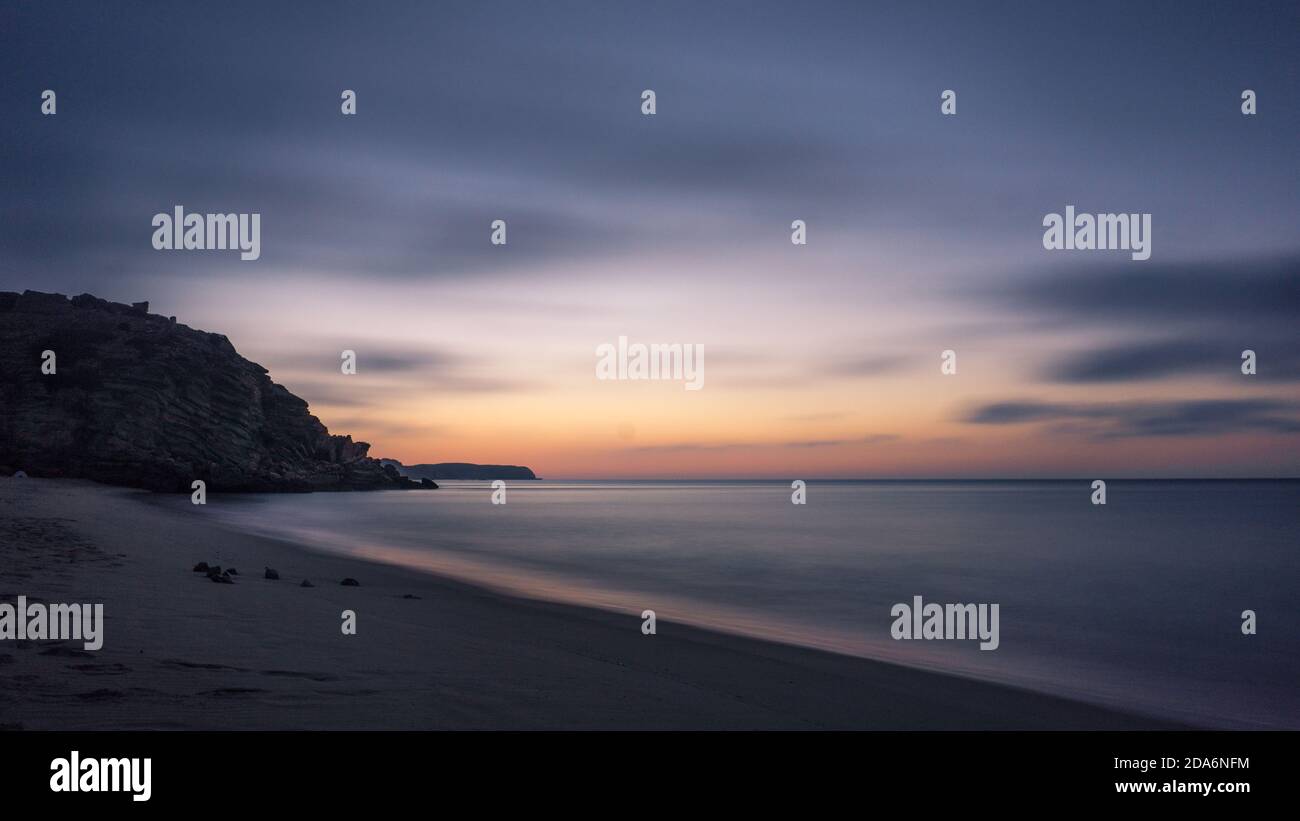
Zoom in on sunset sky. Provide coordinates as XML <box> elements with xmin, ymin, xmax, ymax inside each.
<box><xmin>4</xmin><ymin>1</ymin><xmax>1298</xmax><ymax>477</ymax></box>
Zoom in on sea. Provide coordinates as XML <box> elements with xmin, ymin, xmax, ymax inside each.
<box><xmin>197</xmin><ymin>479</ymin><xmax>1300</xmax><ymax>728</ymax></box>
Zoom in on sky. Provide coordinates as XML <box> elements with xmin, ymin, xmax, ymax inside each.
<box><xmin>3</xmin><ymin>1</ymin><xmax>1298</xmax><ymax>478</ymax></box>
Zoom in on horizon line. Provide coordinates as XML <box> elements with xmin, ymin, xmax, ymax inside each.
<box><xmin>463</xmin><ymin>476</ymin><xmax>1300</xmax><ymax>482</ymax></box>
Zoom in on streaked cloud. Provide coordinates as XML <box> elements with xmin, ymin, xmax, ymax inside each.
<box><xmin>625</xmin><ymin>434</ymin><xmax>899</xmax><ymax>453</ymax></box>
<box><xmin>1044</xmin><ymin>338</ymin><xmax>1300</xmax><ymax>383</ymax></box>
<box><xmin>964</xmin><ymin>398</ymin><xmax>1300</xmax><ymax>438</ymax></box>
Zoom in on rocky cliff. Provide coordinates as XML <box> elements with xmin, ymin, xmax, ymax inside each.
<box><xmin>0</xmin><ymin>291</ymin><xmax>432</xmax><ymax>492</ymax></box>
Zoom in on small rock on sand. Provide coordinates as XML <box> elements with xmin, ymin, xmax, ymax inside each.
<box><xmin>341</xmin><ymin>578</ymin><xmax>360</xmax><ymax>587</ymax></box>
<box><xmin>193</xmin><ymin>562</ymin><xmax>210</xmax><ymax>572</ymax></box>
<box><xmin>264</xmin><ymin>567</ymin><xmax>280</xmax><ymax>580</ymax></box>
<box><xmin>300</xmin><ymin>579</ymin><xmax>314</xmax><ymax>588</ymax></box>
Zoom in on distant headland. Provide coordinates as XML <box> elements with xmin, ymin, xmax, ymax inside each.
<box><xmin>381</xmin><ymin>460</ymin><xmax>539</xmax><ymax>481</ymax></box>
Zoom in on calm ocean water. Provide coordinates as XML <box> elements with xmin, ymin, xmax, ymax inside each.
<box><xmin>197</xmin><ymin>480</ymin><xmax>1300</xmax><ymax>728</ymax></box>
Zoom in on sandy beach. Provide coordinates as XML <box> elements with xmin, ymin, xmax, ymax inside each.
<box><xmin>0</xmin><ymin>478</ymin><xmax>1182</xmax><ymax>730</ymax></box>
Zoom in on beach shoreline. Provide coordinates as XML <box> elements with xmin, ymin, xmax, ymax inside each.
<box><xmin>0</xmin><ymin>478</ymin><xmax>1185</xmax><ymax>730</ymax></box>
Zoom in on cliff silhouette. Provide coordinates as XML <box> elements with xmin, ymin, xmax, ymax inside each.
<box><xmin>0</xmin><ymin>291</ymin><xmax>432</xmax><ymax>492</ymax></box>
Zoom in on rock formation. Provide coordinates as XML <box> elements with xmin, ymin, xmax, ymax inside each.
<box><xmin>0</xmin><ymin>290</ymin><xmax>434</xmax><ymax>492</ymax></box>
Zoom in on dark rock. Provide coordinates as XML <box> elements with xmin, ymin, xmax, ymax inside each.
<box><xmin>340</xmin><ymin>578</ymin><xmax>360</xmax><ymax>587</ymax></box>
<box><xmin>225</xmin><ymin>567</ymin><xmax>237</xmax><ymax>575</ymax></box>
<box><xmin>208</xmin><ymin>570</ymin><xmax>233</xmax><ymax>584</ymax></box>
<box><xmin>264</xmin><ymin>567</ymin><xmax>280</xmax><ymax>580</ymax></box>
<box><xmin>192</xmin><ymin>562</ymin><xmax>210</xmax><ymax>573</ymax></box>
<box><xmin>300</xmin><ymin>579</ymin><xmax>314</xmax><ymax>588</ymax></box>
<box><xmin>382</xmin><ymin>460</ymin><xmax>534</xmax><ymax>481</ymax></box>
<box><xmin>402</xmin><ymin>594</ymin><xmax>421</xmax><ymax>600</ymax></box>
<box><xmin>0</xmin><ymin>291</ymin><xmax>435</xmax><ymax>492</ymax></box>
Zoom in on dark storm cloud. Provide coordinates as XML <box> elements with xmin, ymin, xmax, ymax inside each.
<box><xmin>965</xmin><ymin>398</ymin><xmax>1300</xmax><ymax>438</ymax></box>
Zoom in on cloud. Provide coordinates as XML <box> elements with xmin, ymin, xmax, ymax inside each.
<box><xmin>1045</xmin><ymin>338</ymin><xmax>1300</xmax><ymax>383</ymax></box>
<box><xmin>270</xmin><ymin>347</ymin><xmax>460</xmax><ymax>375</ymax></box>
<box><xmin>262</xmin><ymin>342</ymin><xmax>544</xmax><ymax>404</ymax></box>
<box><xmin>779</xmin><ymin>411</ymin><xmax>849</xmax><ymax>422</ymax></box>
<box><xmin>989</xmin><ymin>254</ymin><xmax>1299</xmax><ymax>326</ymax></box>
<box><xmin>823</xmin><ymin>355</ymin><xmax>905</xmax><ymax>377</ymax></box>
<box><xmin>625</xmin><ymin>434</ymin><xmax>898</xmax><ymax>453</ymax></box>
<box><xmin>982</xmin><ymin>253</ymin><xmax>1300</xmax><ymax>384</ymax></box>
<box><xmin>964</xmin><ymin>398</ymin><xmax>1300</xmax><ymax>438</ymax></box>
<box><xmin>786</xmin><ymin>434</ymin><xmax>900</xmax><ymax>448</ymax></box>
<box><xmin>711</xmin><ymin>350</ymin><xmax>914</xmax><ymax>390</ymax></box>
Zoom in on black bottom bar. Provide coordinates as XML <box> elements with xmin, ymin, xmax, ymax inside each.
<box><xmin>3</xmin><ymin>730</ymin><xmax>1287</xmax><ymax>808</ymax></box>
